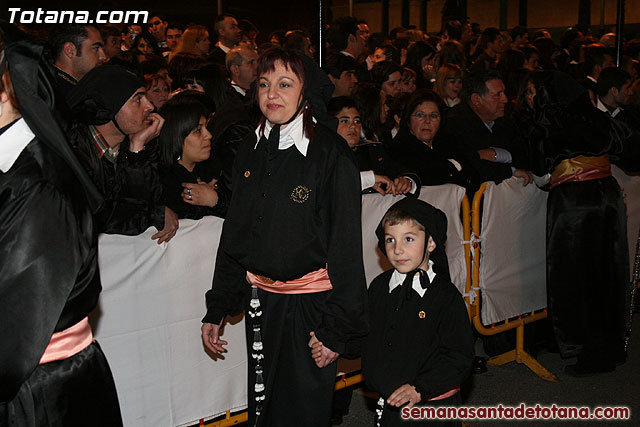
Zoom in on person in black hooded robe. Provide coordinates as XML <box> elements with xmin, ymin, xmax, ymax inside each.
<box><xmin>525</xmin><ymin>70</ymin><xmax>640</xmax><ymax>376</ymax></box>
<box><xmin>362</xmin><ymin>198</ymin><xmax>474</xmax><ymax>427</ymax></box>
<box><xmin>200</xmin><ymin>48</ymin><xmax>367</xmax><ymax>427</ymax></box>
<box><xmin>0</xmin><ymin>24</ymin><xmax>122</xmax><ymax>426</ymax></box>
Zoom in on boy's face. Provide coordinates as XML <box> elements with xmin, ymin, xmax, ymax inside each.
<box><xmin>384</xmin><ymin>221</ymin><xmax>435</xmax><ymax>274</ymax></box>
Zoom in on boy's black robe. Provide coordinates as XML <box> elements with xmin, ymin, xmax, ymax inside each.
<box><xmin>363</xmin><ymin>269</ymin><xmax>474</xmax><ymax>425</ymax></box>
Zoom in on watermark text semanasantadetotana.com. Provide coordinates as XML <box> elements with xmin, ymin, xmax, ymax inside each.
<box><xmin>8</xmin><ymin>8</ymin><xmax>148</xmax><ymax>25</ymax></box>
<box><xmin>402</xmin><ymin>403</ymin><xmax>630</xmax><ymax>421</ymax></box>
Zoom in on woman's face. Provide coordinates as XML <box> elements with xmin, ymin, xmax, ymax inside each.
<box><xmin>147</xmin><ymin>79</ymin><xmax>169</xmax><ymax>108</ymax></box>
<box><xmin>381</xmin><ymin>71</ymin><xmax>402</xmax><ymax>98</ymax></box>
<box><xmin>136</xmin><ymin>37</ymin><xmax>153</xmax><ymax>55</ymax></box>
<box><xmin>373</xmin><ymin>48</ymin><xmax>387</xmax><ymax>63</ymax></box>
<box><xmin>335</xmin><ymin>107</ymin><xmax>362</xmax><ymax>148</ymax></box>
<box><xmin>196</xmin><ymin>32</ymin><xmax>211</xmax><ymax>56</ymax></box>
<box><xmin>185</xmin><ymin>78</ymin><xmax>205</xmax><ymax>93</ymax></box>
<box><xmin>380</xmin><ymin>90</ymin><xmax>389</xmax><ymax>124</ymax></box>
<box><xmin>409</xmin><ymin>101</ymin><xmax>441</xmax><ymax>145</ymax></box>
<box><xmin>401</xmin><ymin>73</ymin><xmax>416</xmax><ymax>93</ymax></box>
<box><xmin>444</xmin><ymin>76</ymin><xmax>462</xmax><ymax>99</ymax></box>
<box><xmin>182</xmin><ymin>116</ymin><xmax>212</xmax><ymax>164</ymax></box>
<box><xmin>258</xmin><ymin>60</ymin><xmax>304</xmax><ymax>124</ymax></box>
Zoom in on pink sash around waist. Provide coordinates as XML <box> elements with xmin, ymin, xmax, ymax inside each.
<box><xmin>427</xmin><ymin>385</ymin><xmax>460</xmax><ymax>401</ymax></box>
<box><xmin>39</xmin><ymin>317</ymin><xmax>93</xmax><ymax>364</ymax></box>
<box><xmin>246</xmin><ymin>266</ymin><xmax>333</xmax><ymax>294</ymax></box>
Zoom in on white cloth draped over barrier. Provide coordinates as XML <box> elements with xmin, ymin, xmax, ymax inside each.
<box><xmin>93</xmin><ymin>217</ymin><xmax>248</xmax><ymax>427</ymax></box>
<box><xmin>478</xmin><ymin>177</ymin><xmax>548</xmax><ymax>325</ymax></box>
<box><xmin>361</xmin><ymin>185</ymin><xmax>468</xmax><ymax>294</ymax></box>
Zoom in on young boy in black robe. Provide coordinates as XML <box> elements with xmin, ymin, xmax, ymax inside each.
<box><xmin>362</xmin><ymin>198</ymin><xmax>474</xmax><ymax>426</ymax></box>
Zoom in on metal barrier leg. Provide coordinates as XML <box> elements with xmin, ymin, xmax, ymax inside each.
<box><xmin>486</xmin><ymin>323</ymin><xmax>558</xmax><ymax>382</ymax></box>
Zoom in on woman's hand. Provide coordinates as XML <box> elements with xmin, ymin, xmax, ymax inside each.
<box><xmin>373</xmin><ymin>174</ymin><xmax>395</xmax><ymax>195</ymax></box>
<box><xmin>477</xmin><ymin>148</ymin><xmax>497</xmax><ymax>161</ymax></box>
<box><xmin>182</xmin><ymin>180</ymin><xmax>219</xmax><ymax>207</ymax></box>
<box><xmin>308</xmin><ymin>331</ymin><xmax>339</xmax><ymax>368</ymax></box>
<box><xmin>393</xmin><ymin>177</ymin><xmax>413</xmax><ymax>195</ymax></box>
<box><xmin>201</xmin><ymin>320</ymin><xmax>228</xmax><ymax>355</ymax></box>
<box><xmin>151</xmin><ymin>206</ymin><xmax>179</xmax><ymax>244</ymax></box>
<box><xmin>513</xmin><ymin>169</ymin><xmax>533</xmax><ymax>186</ymax></box>
<box><xmin>387</xmin><ymin>384</ymin><xmax>421</xmax><ymax>408</ymax></box>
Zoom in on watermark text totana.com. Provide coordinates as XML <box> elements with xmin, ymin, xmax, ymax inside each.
<box><xmin>8</xmin><ymin>8</ymin><xmax>148</xmax><ymax>25</ymax></box>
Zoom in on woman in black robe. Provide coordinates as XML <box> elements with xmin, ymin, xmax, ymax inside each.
<box><xmin>0</xmin><ymin>24</ymin><xmax>122</xmax><ymax>426</ymax></box>
<box><xmin>200</xmin><ymin>48</ymin><xmax>368</xmax><ymax>427</ymax></box>
<box><xmin>526</xmin><ymin>71</ymin><xmax>640</xmax><ymax>376</ymax></box>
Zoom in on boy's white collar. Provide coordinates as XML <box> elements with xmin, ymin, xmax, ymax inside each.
<box><xmin>389</xmin><ymin>260</ymin><xmax>436</xmax><ymax>298</ymax></box>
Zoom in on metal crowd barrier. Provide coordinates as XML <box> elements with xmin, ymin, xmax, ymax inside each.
<box><xmin>467</xmin><ymin>182</ymin><xmax>557</xmax><ymax>382</ymax></box>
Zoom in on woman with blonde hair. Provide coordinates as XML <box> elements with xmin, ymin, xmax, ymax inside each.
<box><xmin>434</xmin><ymin>63</ymin><xmax>464</xmax><ymax>107</ymax></box>
<box><xmin>170</xmin><ymin>25</ymin><xmax>210</xmax><ymax>60</ymax></box>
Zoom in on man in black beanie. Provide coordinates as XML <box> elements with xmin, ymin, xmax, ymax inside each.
<box><xmin>67</xmin><ymin>65</ymin><xmax>178</xmax><ymax>242</ymax></box>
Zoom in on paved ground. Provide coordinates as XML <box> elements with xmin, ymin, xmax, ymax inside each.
<box><xmin>341</xmin><ymin>314</ymin><xmax>639</xmax><ymax>427</ymax></box>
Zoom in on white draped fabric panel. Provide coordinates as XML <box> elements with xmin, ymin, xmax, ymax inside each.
<box><xmin>94</xmin><ymin>217</ymin><xmax>248</xmax><ymax>427</ymax></box>
<box><xmin>479</xmin><ymin>177</ymin><xmax>548</xmax><ymax>325</ymax></box>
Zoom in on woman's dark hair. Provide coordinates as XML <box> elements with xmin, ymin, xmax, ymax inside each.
<box><xmin>498</xmin><ymin>49</ymin><xmax>526</xmax><ymax>74</ymax></box>
<box><xmin>256</xmin><ymin>47</ymin><xmax>314</xmax><ymax>139</ymax></box>
<box><xmin>400</xmin><ymin>89</ymin><xmax>444</xmax><ymax>131</ymax></box>
<box><xmin>371</xmin><ymin>60</ymin><xmax>402</xmax><ymax>89</ymax></box>
<box><xmin>388</xmin><ymin>92</ymin><xmax>411</xmax><ymax>123</ymax></box>
<box><xmin>351</xmin><ymin>82</ymin><xmax>384</xmax><ymax>140</ymax></box>
<box><xmin>108</xmin><ymin>51</ymin><xmax>143</xmax><ymax>80</ymax></box>
<box><xmin>141</xmin><ymin>55</ymin><xmax>169</xmax><ymax>76</ymax></box>
<box><xmin>405</xmin><ymin>40</ymin><xmax>436</xmax><ymax>74</ymax></box>
<box><xmin>182</xmin><ymin>64</ymin><xmax>232</xmax><ymax>109</ymax></box>
<box><xmin>168</xmin><ymin>52</ymin><xmax>205</xmax><ymax>89</ymax></box>
<box><xmin>434</xmin><ymin>40</ymin><xmax>467</xmax><ymax>71</ymax></box>
<box><xmin>327</xmin><ymin>96</ymin><xmax>357</xmax><ymax>117</ymax></box>
<box><xmin>157</xmin><ymin>96</ymin><xmax>209</xmax><ymax>166</ymax></box>
<box><xmin>132</xmin><ymin>30</ymin><xmax>162</xmax><ymax>57</ymax></box>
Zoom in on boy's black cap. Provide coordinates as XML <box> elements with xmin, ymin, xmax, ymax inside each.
<box><xmin>375</xmin><ymin>197</ymin><xmax>450</xmax><ymax>281</ymax></box>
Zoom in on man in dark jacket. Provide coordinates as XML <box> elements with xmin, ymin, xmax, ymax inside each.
<box><xmin>67</xmin><ymin>65</ymin><xmax>178</xmax><ymax>242</ymax></box>
<box><xmin>436</xmin><ymin>69</ymin><xmax>532</xmax><ymax>188</ymax></box>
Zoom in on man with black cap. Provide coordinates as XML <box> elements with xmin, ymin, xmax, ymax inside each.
<box><xmin>67</xmin><ymin>65</ymin><xmax>178</xmax><ymax>242</ymax></box>
<box><xmin>361</xmin><ymin>197</ymin><xmax>474</xmax><ymax>426</ymax></box>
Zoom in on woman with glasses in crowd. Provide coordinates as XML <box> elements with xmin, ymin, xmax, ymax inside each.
<box><xmin>390</xmin><ymin>89</ymin><xmax>473</xmax><ymax>187</ymax></box>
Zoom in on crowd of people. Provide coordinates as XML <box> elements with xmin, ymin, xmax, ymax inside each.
<box><xmin>1</xmin><ymin>9</ymin><xmax>640</xmax><ymax>427</ymax></box>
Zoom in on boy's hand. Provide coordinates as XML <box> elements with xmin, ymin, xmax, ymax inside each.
<box><xmin>387</xmin><ymin>384</ymin><xmax>421</xmax><ymax>408</ymax></box>
<box><xmin>308</xmin><ymin>331</ymin><xmax>339</xmax><ymax>368</ymax></box>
